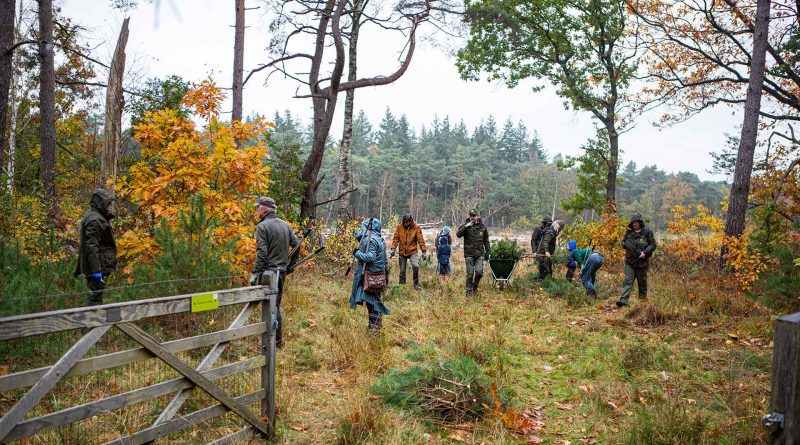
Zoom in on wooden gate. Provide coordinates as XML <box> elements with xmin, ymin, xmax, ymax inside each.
<box><xmin>0</xmin><ymin>274</ymin><xmax>279</xmax><ymax>444</ymax></box>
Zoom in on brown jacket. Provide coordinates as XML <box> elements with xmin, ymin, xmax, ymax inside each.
<box><xmin>391</xmin><ymin>223</ymin><xmax>427</xmax><ymax>256</ymax></box>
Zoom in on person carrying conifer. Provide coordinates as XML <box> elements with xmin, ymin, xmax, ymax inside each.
<box><xmin>531</xmin><ymin>215</ymin><xmax>553</xmax><ymax>280</ymax></box>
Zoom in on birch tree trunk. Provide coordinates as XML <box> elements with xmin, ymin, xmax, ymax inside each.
<box><xmin>335</xmin><ymin>0</ymin><xmax>363</xmax><ymax>226</ymax></box>
<box><xmin>100</xmin><ymin>17</ymin><xmax>129</xmax><ymax>188</ymax></box>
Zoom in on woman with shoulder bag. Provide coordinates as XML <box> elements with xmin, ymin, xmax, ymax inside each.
<box><xmin>349</xmin><ymin>218</ymin><xmax>390</xmax><ymax>332</ymax></box>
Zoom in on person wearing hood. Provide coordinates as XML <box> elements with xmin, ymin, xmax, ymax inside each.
<box><xmin>350</xmin><ymin>218</ymin><xmax>390</xmax><ymax>331</ymax></box>
<box><xmin>250</xmin><ymin>196</ymin><xmax>299</xmax><ymax>348</ymax></box>
<box><xmin>565</xmin><ymin>240</ymin><xmax>605</xmax><ymax>296</ymax></box>
<box><xmin>74</xmin><ymin>188</ymin><xmax>117</xmax><ymax>306</ymax></box>
<box><xmin>617</xmin><ymin>213</ymin><xmax>657</xmax><ymax>307</ymax></box>
<box><xmin>456</xmin><ymin>208</ymin><xmax>490</xmax><ymax>296</ymax></box>
<box><xmin>536</xmin><ymin>219</ymin><xmax>564</xmax><ymax>280</ymax></box>
<box><xmin>436</xmin><ymin>226</ymin><xmax>452</xmax><ymax>279</ymax></box>
<box><xmin>390</xmin><ymin>214</ymin><xmax>428</xmax><ymax>290</ymax></box>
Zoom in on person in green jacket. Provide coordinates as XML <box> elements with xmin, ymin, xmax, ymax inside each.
<box><xmin>617</xmin><ymin>213</ymin><xmax>657</xmax><ymax>307</ymax></box>
<box><xmin>250</xmin><ymin>196</ymin><xmax>299</xmax><ymax>348</ymax></box>
<box><xmin>74</xmin><ymin>188</ymin><xmax>117</xmax><ymax>306</ymax></box>
<box><xmin>565</xmin><ymin>240</ymin><xmax>605</xmax><ymax>296</ymax></box>
<box><xmin>456</xmin><ymin>208</ymin><xmax>490</xmax><ymax>296</ymax></box>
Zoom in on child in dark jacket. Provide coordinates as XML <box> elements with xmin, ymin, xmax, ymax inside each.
<box><xmin>436</xmin><ymin>227</ymin><xmax>452</xmax><ymax>279</ymax></box>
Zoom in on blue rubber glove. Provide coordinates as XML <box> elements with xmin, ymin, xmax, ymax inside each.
<box><xmin>89</xmin><ymin>272</ymin><xmax>104</xmax><ymax>283</ymax></box>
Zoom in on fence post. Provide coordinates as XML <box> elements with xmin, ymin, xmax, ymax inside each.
<box><xmin>261</xmin><ymin>271</ymin><xmax>278</xmax><ymax>438</ymax></box>
<box><xmin>765</xmin><ymin>312</ymin><xmax>800</xmax><ymax>444</ymax></box>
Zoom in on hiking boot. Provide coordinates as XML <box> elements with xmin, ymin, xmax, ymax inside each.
<box><xmin>587</xmin><ymin>288</ymin><xmax>597</xmax><ymax>297</ymax></box>
<box><xmin>414</xmin><ymin>284</ymin><xmax>422</xmax><ymax>290</ymax></box>
<box><xmin>615</xmin><ymin>300</ymin><xmax>628</xmax><ymax>308</ymax></box>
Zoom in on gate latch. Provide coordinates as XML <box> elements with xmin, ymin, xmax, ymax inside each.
<box><xmin>762</xmin><ymin>412</ymin><xmax>784</xmax><ymax>432</ymax></box>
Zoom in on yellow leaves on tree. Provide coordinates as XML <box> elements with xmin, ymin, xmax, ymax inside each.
<box><xmin>561</xmin><ymin>210</ymin><xmax>628</xmax><ymax>264</ymax></box>
<box><xmin>665</xmin><ymin>203</ymin><xmax>767</xmax><ymax>290</ymax></box>
<box><xmin>118</xmin><ymin>78</ymin><xmax>272</xmax><ymax>273</ymax></box>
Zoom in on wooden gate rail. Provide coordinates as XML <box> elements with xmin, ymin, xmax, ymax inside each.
<box><xmin>0</xmin><ymin>279</ymin><xmax>279</xmax><ymax>445</ymax></box>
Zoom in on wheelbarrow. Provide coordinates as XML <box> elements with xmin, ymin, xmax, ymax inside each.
<box><xmin>488</xmin><ymin>258</ymin><xmax>518</xmax><ymax>289</ymax></box>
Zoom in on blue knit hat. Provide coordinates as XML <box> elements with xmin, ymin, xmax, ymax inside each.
<box><xmin>568</xmin><ymin>240</ymin><xmax>577</xmax><ymax>251</ymax></box>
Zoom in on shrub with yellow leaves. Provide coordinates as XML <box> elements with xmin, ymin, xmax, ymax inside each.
<box><xmin>118</xmin><ymin>78</ymin><xmax>273</xmax><ymax>275</ymax></box>
<box><xmin>664</xmin><ymin>204</ymin><xmax>768</xmax><ymax>290</ymax></box>
<box><xmin>560</xmin><ymin>210</ymin><xmax>627</xmax><ymax>265</ymax></box>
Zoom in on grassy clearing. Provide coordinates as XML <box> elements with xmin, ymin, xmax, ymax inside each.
<box><xmin>263</xmin><ymin>258</ymin><xmax>772</xmax><ymax>444</ymax></box>
<box><xmin>0</xmin><ymin>258</ymin><xmax>773</xmax><ymax>444</ymax></box>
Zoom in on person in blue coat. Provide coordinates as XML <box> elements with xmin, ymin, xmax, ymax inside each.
<box><xmin>350</xmin><ymin>218</ymin><xmax>390</xmax><ymax>331</ymax></box>
<box><xmin>436</xmin><ymin>226</ymin><xmax>452</xmax><ymax>279</ymax></box>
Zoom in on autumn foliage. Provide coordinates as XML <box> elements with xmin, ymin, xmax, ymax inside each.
<box><xmin>665</xmin><ymin>204</ymin><xmax>768</xmax><ymax>290</ymax></box>
<box><xmin>118</xmin><ymin>78</ymin><xmax>273</xmax><ymax>274</ymax></box>
<box><xmin>560</xmin><ymin>210</ymin><xmax>628</xmax><ymax>264</ymax></box>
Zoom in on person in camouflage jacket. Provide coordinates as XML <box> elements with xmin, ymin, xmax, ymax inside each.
<box><xmin>456</xmin><ymin>209</ymin><xmax>490</xmax><ymax>296</ymax></box>
<box><xmin>617</xmin><ymin>213</ymin><xmax>657</xmax><ymax>307</ymax></box>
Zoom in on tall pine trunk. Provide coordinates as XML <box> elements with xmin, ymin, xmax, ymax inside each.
<box><xmin>100</xmin><ymin>17</ymin><xmax>129</xmax><ymax>189</ymax></box>
<box><xmin>232</xmin><ymin>0</ymin><xmax>244</xmax><ymax>126</ymax></box>
<box><xmin>38</xmin><ymin>0</ymin><xmax>57</xmax><ymax>203</ymax></box>
<box><xmin>335</xmin><ymin>0</ymin><xmax>362</xmax><ymax>226</ymax></box>
<box><xmin>0</xmin><ymin>0</ymin><xmax>15</xmax><ymax>170</ymax></box>
<box><xmin>721</xmin><ymin>0</ymin><xmax>771</xmax><ymax>268</ymax></box>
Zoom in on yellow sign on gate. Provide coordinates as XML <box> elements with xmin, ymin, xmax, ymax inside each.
<box><xmin>191</xmin><ymin>292</ymin><xmax>219</xmax><ymax>312</ymax></box>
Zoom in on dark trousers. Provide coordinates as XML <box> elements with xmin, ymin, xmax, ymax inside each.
<box><xmin>86</xmin><ymin>278</ymin><xmax>105</xmax><ymax>306</ymax></box>
<box><xmin>276</xmin><ymin>272</ymin><xmax>285</xmax><ymax>347</ymax></box>
<box><xmin>367</xmin><ymin>297</ymin><xmax>384</xmax><ymax>331</ymax></box>
<box><xmin>537</xmin><ymin>257</ymin><xmax>552</xmax><ymax>280</ymax></box>
<box><xmin>259</xmin><ymin>271</ymin><xmax>286</xmax><ymax>347</ymax></box>
<box><xmin>620</xmin><ymin>263</ymin><xmax>648</xmax><ymax>303</ymax></box>
<box><xmin>580</xmin><ymin>255</ymin><xmax>604</xmax><ymax>293</ymax></box>
<box><xmin>464</xmin><ymin>256</ymin><xmax>483</xmax><ymax>294</ymax></box>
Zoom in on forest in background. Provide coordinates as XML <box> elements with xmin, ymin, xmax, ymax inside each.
<box><xmin>268</xmin><ymin>108</ymin><xmax>730</xmax><ymax>230</ymax></box>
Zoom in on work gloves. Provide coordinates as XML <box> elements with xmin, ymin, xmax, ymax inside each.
<box><xmin>353</xmin><ymin>248</ymin><xmax>360</xmax><ymax>257</ymax></box>
<box><xmin>390</xmin><ymin>250</ymin><xmax>396</xmax><ymax>258</ymax></box>
<box><xmin>567</xmin><ymin>259</ymin><xmax>577</xmax><ymax>268</ymax></box>
<box><xmin>89</xmin><ymin>272</ymin><xmax>104</xmax><ymax>283</ymax></box>
<box><xmin>484</xmin><ymin>252</ymin><xmax>491</xmax><ymax>261</ymax></box>
<box><xmin>421</xmin><ymin>253</ymin><xmax>427</xmax><ymax>261</ymax></box>
<box><xmin>465</xmin><ymin>221</ymin><xmax>473</xmax><ymax>228</ymax></box>
<box><xmin>249</xmin><ymin>274</ymin><xmax>258</xmax><ymax>286</ymax></box>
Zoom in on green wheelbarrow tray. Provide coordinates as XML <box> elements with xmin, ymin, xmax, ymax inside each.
<box><xmin>488</xmin><ymin>258</ymin><xmax>518</xmax><ymax>289</ymax></box>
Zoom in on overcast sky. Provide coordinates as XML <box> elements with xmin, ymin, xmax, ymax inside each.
<box><xmin>60</xmin><ymin>0</ymin><xmax>739</xmax><ymax>182</ymax></box>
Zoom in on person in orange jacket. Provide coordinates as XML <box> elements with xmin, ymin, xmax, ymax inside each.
<box><xmin>390</xmin><ymin>214</ymin><xmax>428</xmax><ymax>289</ymax></box>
